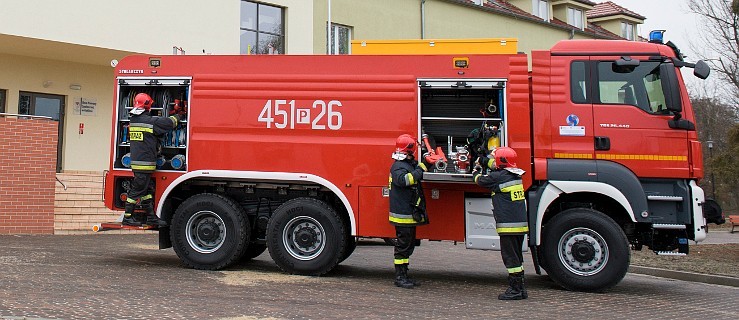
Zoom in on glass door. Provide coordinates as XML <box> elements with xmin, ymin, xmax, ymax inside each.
<box><xmin>19</xmin><ymin>92</ymin><xmax>65</xmax><ymax>172</ymax></box>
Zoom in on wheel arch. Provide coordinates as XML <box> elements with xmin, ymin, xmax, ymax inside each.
<box><xmin>157</xmin><ymin>170</ymin><xmax>357</xmax><ymax>235</ymax></box>
<box><xmin>531</xmin><ymin>181</ymin><xmax>636</xmax><ymax>246</ymax></box>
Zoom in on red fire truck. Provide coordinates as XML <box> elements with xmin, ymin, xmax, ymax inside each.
<box><xmin>103</xmin><ymin>35</ymin><xmax>714</xmax><ymax>292</ymax></box>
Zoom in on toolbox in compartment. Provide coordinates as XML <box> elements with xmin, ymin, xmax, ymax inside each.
<box><xmin>419</xmin><ymin>80</ymin><xmax>506</xmax><ymax>182</ymax></box>
<box><xmin>114</xmin><ymin>78</ymin><xmax>191</xmax><ymax>171</ymax></box>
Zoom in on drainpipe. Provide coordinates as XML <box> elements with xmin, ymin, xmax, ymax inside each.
<box><xmin>328</xmin><ymin>0</ymin><xmax>332</xmax><ymax>54</ymax></box>
<box><xmin>421</xmin><ymin>0</ymin><xmax>426</xmax><ymax>39</ymax></box>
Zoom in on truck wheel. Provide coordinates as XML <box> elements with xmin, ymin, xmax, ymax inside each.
<box><xmin>267</xmin><ymin>197</ymin><xmax>346</xmax><ymax>275</ymax></box>
<box><xmin>241</xmin><ymin>243</ymin><xmax>267</xmax><ymax>261</ymax></box>
<box><xmin>338</xmin><ymin>236</ymin><xmax>357</xmax><ymax>264</ymax></box>
<box><xmin>541</xmin><ymin>208</ymin><xmax>629</xmax><ymax>292</ymax></box>
<box><xmin>171</xmin><ymin>193</ymin><xmax>249</xmax><ymax>270</ymax></box>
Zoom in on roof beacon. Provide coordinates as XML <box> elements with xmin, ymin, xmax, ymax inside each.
<box><xmin>649</xmin><ymin>30</ymin><xmax>665</xmax><ymax>44</ymax></box>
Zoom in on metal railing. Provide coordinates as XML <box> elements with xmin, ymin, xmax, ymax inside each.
<box><xmin>0</xmin><ymin>112</ymin><xmax>53</xmax><ymax>120</ymax></box>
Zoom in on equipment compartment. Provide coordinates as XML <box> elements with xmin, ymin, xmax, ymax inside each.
<box><xmin>113</xmin><ymin>78</ymin><xmax>191</xmax><ymax>171</ymax></box>
<box><xmin>419</xmin><ymin>80</ymin><xmax>506</xmax><ymax>180</ymax></box>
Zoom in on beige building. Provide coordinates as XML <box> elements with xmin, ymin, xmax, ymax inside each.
<box><xmin>0</xmin><ymin>0</ymin><xmax>644</xmax><ymax>232</ymax></box>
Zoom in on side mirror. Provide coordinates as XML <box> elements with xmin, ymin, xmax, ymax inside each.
<box><xmin>613</xmin><ymin>56</ymin><xmax>640</xmax><ymax>73</ymax></box>
<box><xmin>693</xmin><ymin>60</ymin><xmax>711</xmax><ymax>79</ymax></box>
<box><xmin>660</xmin><ymin>63</ymin><xmax>683</xmax><ymax>112</ymax></box>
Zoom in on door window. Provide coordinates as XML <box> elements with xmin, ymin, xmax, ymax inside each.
<box><xmin>18</xmin><ymin>92</ymin><xmax>65</xmax><ymax>172</ymax></box>
<box><xmin>596</xmin><ymin>61</ymin><xmax>668</xmax><ymax>114</ymax></box>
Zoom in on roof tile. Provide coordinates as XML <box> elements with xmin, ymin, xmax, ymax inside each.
<box><xmin>586</xmin><ymin>1</ymin><xmax>646</xmax><ymax>20</ymax></box>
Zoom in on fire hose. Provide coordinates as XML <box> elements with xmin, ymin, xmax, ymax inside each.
<box><xmin>421</xmin><ymin>134</ymin><xmax>448</xmax><ymax>172</ymax></box>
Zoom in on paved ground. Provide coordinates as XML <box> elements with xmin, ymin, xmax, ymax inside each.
<box><xmin>698</xmin><ymin>229</ymin><xmax>739</xmax><ymax>244</ymax></box>
<box><xmin>0</xmin><ymin>234</ymin><xmax>737</xmax><ymax>320</ymax></box>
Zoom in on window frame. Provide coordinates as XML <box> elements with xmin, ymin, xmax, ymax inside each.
<box><xmin>0</xmin><ymin>89</ymin><xmax>6</xmax><ymax>113</ymax></box>
<box><xmin>567</xmin><ymin>7</ymin><xmax>584</xmax><ymax>30</ymax></box>
<box><xmin>327</xmin><ymin>23</ymin><xmax>352</xmax><ymax>55</ymax></box>
<box><xmin>532</xmin><ymin>0</ymin><xmax>549</xmax><ymax>20</ymax></box>
<box><xmin>621</xmin><ymin>21</ymin><xmax>635</xmax><ymax>40</ymax></box>
<box><xmin>240</xmin><ymin>1</ymin><xmax>285</xmax><ymax>55</ymax></box>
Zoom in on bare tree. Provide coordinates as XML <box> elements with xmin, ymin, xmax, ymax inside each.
<box><xmin>688</xmin><ymin>0</ymin><xmax>739</xmax><ymax>103</ymax></box>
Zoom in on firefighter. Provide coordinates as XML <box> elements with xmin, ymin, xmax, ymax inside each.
<box><xmin>123</xmin><ymin>93</ymin><xmax>186</xmax><ymax>227</ymax></box>
<box><xmin>388</xmin><ymin>133</ymin><xmax>429</xmax><ymax>289</ymax></box>
<box><xmin>472</xmin><ymin>147</ymin><xmax>528</xmax><ymax>300</ymax></box>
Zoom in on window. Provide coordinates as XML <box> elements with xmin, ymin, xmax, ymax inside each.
<box><xmin>532</xmin><ymin>0</ymin><xmax>549</xmax><ymax>20</ymax></box>
<box><xmin>327</xmin><ymin>23</ymin><xmax>352</xmax><ymax>54</ymax></box>
<box><xmin>0</xmin><ymin>89</ymin><xmax>6</xmax><ymax>113</ymax></box>
<box><xmin>567</xmin><ymin>7</ymin><xmax>584</xmax><ymax>30</ymax></box>
<box><xmin>596</xmin><ymin>61</ymin><xmax>668</xmax><ymax>114</ymax></box>
<box><xmin>240</xmin><ymin>1</ymin><xmax>285</xmax><ymax>54</ymax></box>
<box><xmin>570</xmin><ymin>61</ymin><xmax>588</xmax><ymax>103</ymax></box>
<box><xmin>621</xmin><ymin>22</ymin><xmax>635</xmax><ymax>40</ymax></box>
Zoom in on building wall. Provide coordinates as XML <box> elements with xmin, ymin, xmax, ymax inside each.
<box><xmin>0</xmin><ymin>53</ymin><xmax>113</xmax><ymax>171</ymax></box>
<box><xmin>0</xmin><ymin>117</ymin><xmax>58</xmax><ymax>234</ymax></box>
<box><xmin>0</xmin><ymin>0</ymin><xmax>314</xmax><ymax>55</ymax></box>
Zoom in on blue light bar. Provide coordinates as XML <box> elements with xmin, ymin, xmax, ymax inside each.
<box><xmin>649</xmin><ymin>30</ymin><xmax>665</xmax><ymax>44</ymax></box>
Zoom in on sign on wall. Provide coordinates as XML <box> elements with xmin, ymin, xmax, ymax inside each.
<box><xmin>73</xmin><ymin>97</ymin><xmax>97</xmax><ymax>116</ymax></box>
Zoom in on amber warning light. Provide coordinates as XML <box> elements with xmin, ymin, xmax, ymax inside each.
<box><xmin>454</xmin><ymin>57</ymin><xmax>469</xmax><ymax>69</ymax></box>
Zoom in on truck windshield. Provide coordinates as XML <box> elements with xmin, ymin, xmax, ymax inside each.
<box><xmin>597</xmin><ymin>61</ymin><xmax>669</xmax><ymax>114</ymax></box>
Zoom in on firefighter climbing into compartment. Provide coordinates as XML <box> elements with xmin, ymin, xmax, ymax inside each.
<box><xmin>123</xmin><ymin>92</ymin><xmax>186</xmax><ymax>227</ymax></box>
<box><xmin>388</xmin><ymin>134</ymin><xmax>429</xmax><ymax>289</ymax></box>
<box><xmin>472</xmin><ymin>146</ymin><xmax>529</xmax><ymax>300</ymax></box>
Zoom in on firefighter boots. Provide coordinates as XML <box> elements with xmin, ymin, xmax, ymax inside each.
<box><xmin>142</xmin><ymin>202</ymin><xmax>167</xmax><ymax>227</ymax></box>
<box><xmin>394</xmin><ymin>264</ymin><xmax>414</xmax><ymax>289</ymax></box>
<box><xmin>122</xmin><ymin>203</ymin><xmax>143</xmax><ymax>226</ymax></box>
<box><xmin>498</xmin><ymin>272</ymin><xmax>526</xmax><ymax>300</ymax></box>
<box><xmin>404</xmin><ymin>264</ymin><xmax>421</xmax><ymax>286</ymax></box>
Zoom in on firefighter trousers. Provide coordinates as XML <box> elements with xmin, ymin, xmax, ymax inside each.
<box><xmin>394</xmin><ymin>226</ymin><xmax>416</xmax><ymax>265</ymax></box>
<box><xmin>500</xmin><ymin>234</ymin><xmax>525</xmax><ymax>274</ymax></box>
<box><xmin>127</xmin><ymin>171</ymin><xmax>154</xmax><ymax>204</ymax></box>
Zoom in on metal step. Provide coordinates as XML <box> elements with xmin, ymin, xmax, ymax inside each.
<box><xmin>655</xmin><ymin>251</ymin><xmax>687</xmax><ymax>256</ymax></box>
<box><xmin>652</xmin><ymin>223</ymin><xmax>686</xmax><ymax>230</ymax></box>
<box><xmin>647</xmin><ymin>195</ymin><xmax>683</xmax><ymax>202</ymax></box>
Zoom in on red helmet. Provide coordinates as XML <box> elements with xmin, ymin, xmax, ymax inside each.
<box><xmin>133</xmin><ymin>93</ymin><xmax>154</xmax><ymax>110</ymax></box>
<box><xmin>493</xmin><ymin>147</ymin><xmax>517</xmax><ymax>169</ymax></box>
<box><xmin>395</xmin><ymin>134</ymin><xmax>417</xmax><ymax>155</ymax></box>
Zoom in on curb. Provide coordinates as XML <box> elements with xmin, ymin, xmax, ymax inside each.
<box><xmin>629</xmin><ymin>265</ymin><xmax>739</xmax><ymax>287</ymax></box>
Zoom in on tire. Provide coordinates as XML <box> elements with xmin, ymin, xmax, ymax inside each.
<box><xmin>267</xmin><ymin>197</ymin><xmax>347</xmax><ymax>275</ymax></box>
<box><xmin>338</xmin><ymin>236</ymin><xmax>357</xmax><ymax>264</ymax></box>
<box><xmin>170</xmin><ymin>193</ymin><xmax>249</xmax><ymax>270</ymax></box>
<box><xmin>541</xmin><ymin>208</ymin><xmax>630</xmax><ymax>292</ymax></box>
<box><xmin>241</xmin><ymin>243</ymin><xmax>267</xmax><ymax>261</ymax></box>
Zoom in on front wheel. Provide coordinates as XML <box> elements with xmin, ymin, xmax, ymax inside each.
<box><xmin>541</xmin><ymin>208</ymin><xmax>629</xmax><ymax>292</ymax></box>
<box><xmin>267</xmin><ymin>197</ymin><xmax>347</xmax><ymax>275</ymax></box>
<box><xmin>170</xmin><ymin>193</ymin><xmax>249</xmax><ymax>270</ymax></box>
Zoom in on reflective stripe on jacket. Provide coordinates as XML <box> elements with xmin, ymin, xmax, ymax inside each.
<box><xmin>473</xmin><ymin>168</ymin><xmax>528</xmax><ymax>235</ymax></box>
<box><xmin>388</xmin><ymin>159</ymin><xmax>426</xmax><ymax>226</ymax></box>
<box><xmin>129</xmin><ymin>112</ymin><xmax>179</xmax><ymax>173</ymax></box>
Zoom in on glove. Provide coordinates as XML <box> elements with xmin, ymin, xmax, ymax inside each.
<box><xmin>417</xmin><ymin>162</ymin><xmax>428</xmax><ymax>172</ymax></box>
<box><xmin>472</xmin><ymin>165</ymin><xmax>482</xmax><ymax>176</ymax></box>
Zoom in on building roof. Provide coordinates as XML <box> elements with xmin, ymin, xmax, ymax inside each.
<box><xmin>586</xmin><ymin>1</ymin><xmax>646</xmax><ymax>20</ymax></box>
<box><xmin>571</xmin><ymin>0</ymin><xmax>597</xmax><ymax>5</ymax></box>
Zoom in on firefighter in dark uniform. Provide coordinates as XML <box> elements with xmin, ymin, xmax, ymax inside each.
<box><xmin>472</xmin><ymin>146</ymin><xmax>528</xmax><ymax>300</ymax></box>
<box><xmin>123</xmin><ymin>93</ymin><xmax>185</xmax><ymax>227</ymax></box>
<box><xmin>388</xmin><ymin>134</ymin><xmax>429</xmax><ymax>289</ymax></box>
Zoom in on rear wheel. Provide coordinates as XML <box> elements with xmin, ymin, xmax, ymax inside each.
<box><xmin>541</xmin><ymin>208</ymin><xmax>629</xmax><ymax>292</ymax></box>
<box><xmin>170</xmin><ymin>193</ymin><xmax>249</xmax><ymax>270</ymax></box>
<box><xmin>267</xmin><ymin>197</ymin><xmax>346</xmax><ymax>275</ymax></box>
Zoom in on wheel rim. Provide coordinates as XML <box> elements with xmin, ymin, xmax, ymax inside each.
<box><xmin>283</xmin><ymin>216</ymin><xmax>326</xmax><ymax>261</ymax></box>
<box><xmin>557</xmin><ymin>227</ymin><xmax>608</xmax><ymax>276</ymax></box>
<box><xmin>186</xmin><ymin>210</ymin><xmax>226</xmax><ymax>254</ymax></box>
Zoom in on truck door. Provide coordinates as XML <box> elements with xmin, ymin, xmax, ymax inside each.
<box><xmin>591</xmin><ymin>58</ymin><xmax>689</xmax><ymax>178</ymax></box>
<box><xmin>551</xmin><ymin>58</ymin><xmax>594</xmax><ymax>160</ymax></box>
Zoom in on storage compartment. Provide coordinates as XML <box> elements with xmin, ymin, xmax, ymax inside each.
<box><xmin>113</xmin><ymin>78</ymin><xmax>191</xmax><ymax>171</ymax></box>
<box><xmin>419</xmin><ymin>80</ymin><xmax>506</xmax><ymax>181</ymax></box>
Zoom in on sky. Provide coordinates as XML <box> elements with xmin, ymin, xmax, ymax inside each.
<box><xmin>610</xmin><ymin>0</ymin><xmax>713</xmax><ymax>90</ymax></box>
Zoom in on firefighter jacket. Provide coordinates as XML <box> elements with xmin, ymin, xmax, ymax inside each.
<box><xmin>473</xmin><ymin>167</ymin><xmax>528</xmax><ymax>235</ymax></box>
<box><xmin>388</xmin><ymin>159</ymin><xmax>428</xmax><ymax>226</ymax></box>
<box><xmin>128</xmin><ymin>112</ymin><xmax>180</xmax><ymax>172</ymax></box>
